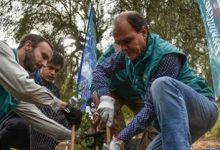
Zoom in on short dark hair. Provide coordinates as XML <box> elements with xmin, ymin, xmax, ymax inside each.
<box><xmin>126</xmin><ymin>11</ymin><xmax>147</xmax><ymax>32</ymax></box>
<box><xmin>49</xmin><ymin>52</ymin><xmax>64</xmax><ymax>69</ymax></box>
<box><xmin>18</xmin><ymin>33</ymin><xmax>53</xmax><ymax>50</ymax></box>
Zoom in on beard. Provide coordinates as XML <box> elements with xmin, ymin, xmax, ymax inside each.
<box><xmin>23</xmin><ymin>50</ymin><xmax>35</xmax><ymax>73</ymax></box>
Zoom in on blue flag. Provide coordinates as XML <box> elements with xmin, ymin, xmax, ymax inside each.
<box><xmin>198</xmin><ymin>0</ymin><xmax>220</xmax><ymax>98</ymax></box>
<box><xmin>77</xmin><ymin>7</ymin><xmax>97</xmax><ymax>111</ymax></box>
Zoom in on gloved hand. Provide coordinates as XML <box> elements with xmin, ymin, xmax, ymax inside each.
<box><xmin>97</xmin><ymin>95</ymin><xmax>115</xmax><ymax>127</ymax></box>
<box><xmin>109</xmin><ymin>137</ymin><xmax>125</xmax><ymax>150</ymax></box>
<box><xmin>63</xmin><ymin>103</ymin><xmax>82</xmax><ymax>129</ymax></box>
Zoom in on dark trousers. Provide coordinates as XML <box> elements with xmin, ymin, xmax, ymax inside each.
<box><xmin>0</xmin><ymin>112</ymin><xmax>30</xmax><ymax>150</ymax></box>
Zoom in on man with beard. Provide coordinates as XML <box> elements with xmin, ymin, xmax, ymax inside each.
<box><xmin>0</xmin><ymin>34</ymin><xmax>80</xmax><ymax>149</ymax></box>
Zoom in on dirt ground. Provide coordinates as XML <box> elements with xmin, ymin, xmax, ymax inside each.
<box><xmin>12</xmin><ymin>138</ymin><xmax>220</xmax><ymax>150</ymax></box>
<box><xmin>55</xmin><ymin>140</ymin><xmax>220</xmax><ymax>150</ymax></box>
<box><xmin>54</xmin><ymin>139</ymin><xmax>220</xmax><ymax>150</ymax></box>
<box><xmin>191</xmin><ymin>139</ymin><xmax>220</xmax><ymax>150</ymax></box>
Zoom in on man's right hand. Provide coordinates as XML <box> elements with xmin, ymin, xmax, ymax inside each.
<box><xmin>97</xmin><ymin>95</ymin><xmax>115</xmax><ymax>127</ymax></box>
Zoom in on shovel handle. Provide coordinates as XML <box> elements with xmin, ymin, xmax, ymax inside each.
<box><xmin>106</xmin><ymin>126</ymin><xmax>111</xmax><ymax>146</ymax></box>
<box><xmin>70</xmin><ymin>125</ymin><xmax>75</xmax><ymax>150</ymax></box>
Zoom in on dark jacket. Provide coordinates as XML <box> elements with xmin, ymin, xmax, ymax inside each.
<box><xmin>30</xmin><ymin>70</ymin><xmax>70</xmax><ymax>150</ymax></box>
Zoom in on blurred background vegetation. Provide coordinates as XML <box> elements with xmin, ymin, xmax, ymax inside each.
<box><xmin>1</xmin><ymin>0</ymin><xmax>219</xmax><ymax>141</ymax></box>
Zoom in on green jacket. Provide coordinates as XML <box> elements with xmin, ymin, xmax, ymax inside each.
<box><xmin>97</xmin><ymin>44</ymin><xmax>141</xmax><ymax>100</ymax></box>
<box><xmin>0</xmin><ymin>48</ymin><xmax>18</xmax><ymax>121</ymax></box>
<box><xmin>125</xmin><ymin>33</ymin><xmax>213</xmax><ymax>99</ymax></box>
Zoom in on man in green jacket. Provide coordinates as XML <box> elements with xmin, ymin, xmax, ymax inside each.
<box><xmin>91</xmin><ymin>44</ymin><xmax>157</xmax><ymax>149</ymax></box>
<box><xmin>92</xmin><ymin>11</ymin><xmax>218</xmax><ymax>150</ymax></box>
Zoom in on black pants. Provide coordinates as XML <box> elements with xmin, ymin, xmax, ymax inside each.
<box><xmin>0</xmin><ymin>112</ymin><xmax>30</xmax><ymax>150</ymax></box>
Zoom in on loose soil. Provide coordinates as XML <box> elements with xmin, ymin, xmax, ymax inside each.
<box><xmin>192</xmin><ymin>139</ymin><xmax>220</xmax><ymax>150</ymax></box>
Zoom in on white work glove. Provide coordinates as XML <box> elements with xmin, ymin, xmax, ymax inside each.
<box><xmin>97</xmin><ymin>95</ymin><xmax>115</xmax><ymax>127</ymax></box>
<box><xmin>109</xmin><ymin>137</ymin><xmax>125</xmax><ymax>150</ymax></box>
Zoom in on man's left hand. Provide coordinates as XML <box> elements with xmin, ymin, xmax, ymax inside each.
<box><xmin>109</xmin><ymin>137</ymin><xmax>125</xmax><ymax>150</ymax></box>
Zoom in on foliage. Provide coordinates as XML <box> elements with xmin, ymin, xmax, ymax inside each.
<box><xmin>0</xmin><ymin>0</ymin><xmax>214</xmax><ymax>93</ymax></box>
<box><xmin>206</xmin><ymin>101</ymin><xmax>220</xmax><ymax>140</ymax></box>
<box><xmin>207</xmin><ymin>118</ymin><xmax>220</xmax><ymax>140</ymax></box>
<box><xmin>121</xmin><ymin>105</ymin><xmax>134</xmax><ymax>124</ymax></box>
<box><xmin>78</xmin><ymin>112</ymin><xmax>93</xmax><ymax>149</ymax></box>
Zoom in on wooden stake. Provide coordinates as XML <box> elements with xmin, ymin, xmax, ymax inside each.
<box><xmin>106</xmin><ymin>126</ymin><xmax>111</xmax><ymax>146</ymax></box>
<box><xmin>70</xmin><ymin>125</ymin><xmax>75</xmax><ymax>150</ymax></box>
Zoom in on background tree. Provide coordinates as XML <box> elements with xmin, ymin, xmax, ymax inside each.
<box><xmin>0</xmin><ymin>0</ymin><xmax>213</xmax><ymax>95</ymax></box>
